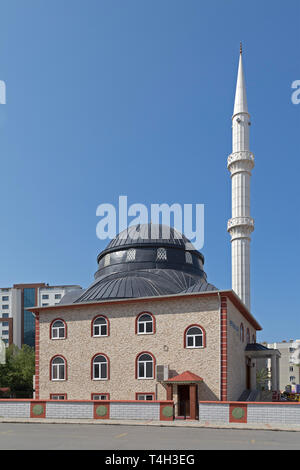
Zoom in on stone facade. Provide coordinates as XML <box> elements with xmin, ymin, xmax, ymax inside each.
<box><xmin>226</xmin><ymin>299</ymin><xmax>257</xmax><ymax>401</ymax></box>
<box><xmin>36</xmin><ymin>291</ymin><xmax>261</xmax><ymax>405</ymax></box>
<box><xmin>38</xmin><ymin>295</ymin><xmax>221</xmax><ymax>403</ymax></box>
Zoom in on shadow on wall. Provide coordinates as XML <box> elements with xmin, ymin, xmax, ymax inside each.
<box><xmin>198</xmin><ymin>381</ymin><xmax>219</xmax><ymax>401</ymax></box>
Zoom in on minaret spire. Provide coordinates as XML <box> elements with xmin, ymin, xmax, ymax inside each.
<box><xmin>233</xmin><ymin>46</ymin><xmax>248</xmax><ymax>116</ymax></box>
<box><xmin>227</xmin><ymin>47</ymin><xmax>255</xmax><ymax>310</ymax></box>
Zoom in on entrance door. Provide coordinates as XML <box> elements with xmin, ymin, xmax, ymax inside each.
<box><xmin>178</xmin><ymin>385</ymin><xmax>190</xmax><ymax>418</ymax></box>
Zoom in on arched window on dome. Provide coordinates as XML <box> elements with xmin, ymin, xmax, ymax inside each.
<box><xmin>246</xmin><ymin>328</ymin><xmax>250</xmax><ymax>344</ymax></box>
<box><xmin>104</xmin><ymin>253</ymin><xmax>110</xmax><ymax>267</ymax></box>
<box><xmin>185</xmin><ymin>252</ymin><xmax>193</xmax><ymax>264</ymax></box>
<box><xmin>92</xmin><ymin>316</ymin><xmax>109</xmax><ymax>337</ymax></box>
<box><xmin>126</xmin><ymin>249</ymin><xmax>136</xmax><ymax>262</ymax></box>
<box><xmin>184</xmin><ymin>325</ymin><xmax>205</xmax><ymax>349</ymax></box>
<box><xmin>50</xmin><ymin>319</ymin><xmax>66</xmax><ymax>340</ymax></box>
<box><xmin>240</xmin><ymin>323</ymin><xmax>244</xmax><ymax>342</ymax></box>
<box><xmin>92</xmin><ymin>354</ymin><xmax>109</xmax><ymax>380</ymax></box>
<box><xmin>156</xmin><ymin>247</ymin><xmax>167</xmax><ymax>261</ymax></box>
<box><xmin>51</xmin><ymin>356</ymin><xmax>67</xmax><ymax>381</ymax></box>
<box><xmin>136</xmin><ymin>312</ymin><xmax>155</xmax><ymax>335</ymax></box>
<box><xmin>136</xmin><ymin>352</ymin><xmax>155</xmax><ymax>379</ymax></box>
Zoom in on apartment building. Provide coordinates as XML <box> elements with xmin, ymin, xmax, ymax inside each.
<box><xmin>0</xmin><ymin>283</ymin><xmax>82</xmax><ymax>348</ymax></box>
<box><xmin>260</xmin><ymin>340</ymin><xmax>300</xmax><ymax>391</ymax></box>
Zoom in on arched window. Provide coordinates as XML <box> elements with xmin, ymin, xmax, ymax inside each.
<box><xmin>136</xmin><ymin>312</ymin><xmax>155</xmax><ymax>335</ymax></box>
<box><xmin>51</xmin><ymin>356</ymin><xmax>66</xmax><ymax>381</ymax></box>
<box><xmin>240</xmin><ymin>323</ymin><xmax>244</xmax><ymax>342</ymax></box>
<box><xmin>51</xmin><ymin>319</ymin><xmax>66</xmax><ymax>339</ymax></box>
<box><xmin>136</xmin><ymin>353</ymin><xmax>155</xmax><ymax>379</ymax></box>
<box><xmin>92</xmin><ymin>354</ymin><xmax>109</xmax><ymax>380</ymax></box>
<box><xmin>92</xmin><ymin>316</ymin><xmax>109</xmax><ymax>337</ymax></box>
<box><xmin>246</xmin><ymin>328</ymin><xmax>250</xmax><ymax>344</ymax></box>
<box><xmin>185</xmin><ymin>325</ymin><xmax>205</xmax><ymax>349</ymax></box>
<box><xmin>126</xmin><ymin>249</ymin><xmax>136</xmax><ymax>262</ymax></box>
<box><xmin>104</xmin><ymin>253</ymin><xmax>110</xmax><ymax>267</ymax></box>
<box><xmin>185</xmin><ymin>252</ymin><xmax>193</xmax><ymax>264</ymax></box>
<box><xmin>156</xmin><ymin>247</ymin><xmax>167</xmax><ymax>261</ymax></box>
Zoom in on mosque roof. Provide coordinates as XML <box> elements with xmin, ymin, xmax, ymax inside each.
<box><xmin>98</xmin><ymin>224</ymin><xmax>204</xmax><ymax>262</ymax></box>
<box><xmin>70</xmin><ymin>223</ymin><xmax>217</xmax><ymax>302</ymax></box>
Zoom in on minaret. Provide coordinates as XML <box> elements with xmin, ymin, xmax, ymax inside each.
<box><xmin>227</xmin><ymin>44</ymin><xmax>255</xmax><ymax>310</ymax></box>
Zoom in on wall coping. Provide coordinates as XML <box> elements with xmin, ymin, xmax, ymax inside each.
<box><xmin>0</xmin><ymin>399</ymin><xmax>174</xmax><ymax>404</ymax></box>
<box><xmin>199</xmin><ymin>401</ymin><xmax>300</xmax><ymax>406</ymax></box>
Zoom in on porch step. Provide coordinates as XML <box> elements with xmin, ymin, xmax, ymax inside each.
<box><xmin>247</xmin><ymin>390</ymin><xmax>260</xmax><ymax>401</ymax></box>
<box><xmin>238</xmin><ymin>389</ymin><xmax>260</xmax><ymax>402</ymax></box>
<box><xmin>238</xmin><ymin>390</ymin><xmax>251</xmax><ymax>401</ymax></box>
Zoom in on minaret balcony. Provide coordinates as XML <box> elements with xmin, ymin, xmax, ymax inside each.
<box><xmin>227</xmin><ymin>217</ymin><xmax>255</xmax><ymax>238</ymax></box>
<box><xmin>227</xmin><ymin>151</ymin><xmax>255</xmax><ymax>174</ymax></box>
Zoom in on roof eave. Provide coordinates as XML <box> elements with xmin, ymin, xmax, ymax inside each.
<box><xmin>28</xmin><ymin>289</ymin><xmax>262</xmax><ymax>331</ymax></box>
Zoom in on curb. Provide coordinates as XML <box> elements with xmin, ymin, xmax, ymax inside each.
<box><xmin>0</xmin><ymin>418</ymin><xmax>300</xmax><ymax>432</ymax></box>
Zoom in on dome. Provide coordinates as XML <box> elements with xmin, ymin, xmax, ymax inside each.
<box><xmin>97</xmin><ymin>224</ymin><xmax>203</xmax><ymax>262</ymax></box>
<box><xmin>72</xmin><ymin>223</ymin><xmax>217</xmax><ymax>303</ymax></box>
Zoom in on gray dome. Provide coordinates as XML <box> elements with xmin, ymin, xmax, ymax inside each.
<box><xmin>98</xmin><ymin>224</ymin><xmax>204</xmax><ymax>263</ymax></box>
<box><xmin>71</xmin><ymin>224</ymin><xmax>217</xmax><ymax>303</ymax></box>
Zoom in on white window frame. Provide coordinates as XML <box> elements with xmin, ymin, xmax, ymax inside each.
<box><xmin>92</xmin><ymin>394</ymin><xmax>109</xmax><ymax>400</ymax></box>
<box><xmin>93</xmin><ymin>355</ymin><xmax>108</xmax><ymax>381</ymax></box>
<box><xmin>137</xmin><ymin>314</ymin><xmax>153</xmax><ymax>335</ymax></box>
<box><xmin>51</xmin><ymin>357</ymin><xmax>66</xmax><ymax>381</ymax></box>
<box><xmin>137</xmin><ymin>354</ymin><xmax>154</xmax><ymax>379</ymax></box>
<box><xmin>51</xmin><ymin>395</ymin><xmax>66</xmax><ymax>400</ymax></box>
<box><xmin>186</xmin><ymin>327</ymin><xmax>204</xmax><ymax>349</ymax></box>
<box><xmin>93</xmin><ymin>317</ymin><xmax>108</xmax><ymax>337</ymax></box>
<box><xmin>137</xmin><ymin>394</ymin><xmax>154</xmax><ymax>401</ymax></box>
<box><xmin>51</xmin><ymin>320</ymin><xmax>66</xmax><ymax>340</ymax></box>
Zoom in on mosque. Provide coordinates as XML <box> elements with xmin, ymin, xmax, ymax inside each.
<box><xmin>30</xmin><ymin>48</ymin><xmax>280</xmax><ymax>419</ymax></box>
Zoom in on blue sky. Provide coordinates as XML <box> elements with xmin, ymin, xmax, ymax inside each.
<box><xmin>0</xmin><ymin>0</ymin><xmax>299</xmax><ymax>342</ymax></box>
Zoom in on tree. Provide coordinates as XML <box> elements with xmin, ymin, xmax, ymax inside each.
<box><xmin>0</xmin><ymin>344</ymin><xmax>35</xmax><ymax>398</ymax></box>
<box><xmin>256</xmin><ymin>367</ymin><xmax>269</xmax><ymax>391</ymax></box>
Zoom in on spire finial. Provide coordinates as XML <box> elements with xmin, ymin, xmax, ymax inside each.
<box><xmin>240</xmin><ymin>42</ymin><xmax>242</xmax><ymax>55</ymax></box>
<box><xmin>233</xmin><ymin>42</ymin><xmax>248</xmax><ymax>115</ymax></box>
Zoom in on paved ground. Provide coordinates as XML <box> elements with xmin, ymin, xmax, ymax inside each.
<box><xmin>0</xmin><ymin>422</ymin><xmax>299</xmax><ymax>450</ymax></box>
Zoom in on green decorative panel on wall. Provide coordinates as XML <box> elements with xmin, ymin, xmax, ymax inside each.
<box><xmin>96</xmin><ymin>405</ymin><xmax>107</xmax><ymax>417</ymax></box>
<box><xmin>162</xmin><ymin>406</ymin><xmax>173</xmax><ymax>418</ymax></box>
<box><xmin>232</xmin><ymin>407</ymin><xmax>245</xmax><ymax>420</ymax></box>
<box><xmin>32</xmin><ymin>404</ymin><xmax>44</xmax><ymax>416</ymax></box>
